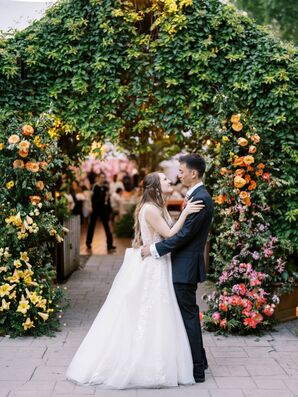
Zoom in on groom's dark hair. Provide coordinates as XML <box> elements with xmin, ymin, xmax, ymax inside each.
<box><xmin>179</xmin><ymin>153</ymin><xmax>206</xmax><ymax>178</ymax></box>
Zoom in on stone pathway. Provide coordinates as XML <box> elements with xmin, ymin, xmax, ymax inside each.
<box><xmin>1</xmin><ymin>255</ymin><xmax>298</xmax><ymax>397</ymax></box>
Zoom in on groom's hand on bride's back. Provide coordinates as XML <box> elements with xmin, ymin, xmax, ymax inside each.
<box><xmin>141</xmin><ymin>245</ymin><xmax>150</xmax><ymax>260</ymax></box>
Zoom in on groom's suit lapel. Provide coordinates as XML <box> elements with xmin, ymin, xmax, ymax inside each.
<box><xmin>189</xmin><ymin>185</ymin><xmax>205</xmax><ymax>200</ymax></box>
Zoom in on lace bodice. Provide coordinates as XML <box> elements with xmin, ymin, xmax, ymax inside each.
<box><xmin>139</xmin><ymin>204</ymin><xmax>172</xmax><ymax>245</ymax></box>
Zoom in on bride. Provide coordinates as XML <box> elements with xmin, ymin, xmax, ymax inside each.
<box><xmin>66</xmin><ymin>172</ymin><xmax>204</xmax><ymax>389</ymax></box>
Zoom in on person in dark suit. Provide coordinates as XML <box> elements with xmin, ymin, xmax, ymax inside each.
<box><xmin>86</xmin><ymin>173</ymin><xmax>116</xmax><ymax>253</ymax></box>
<box><xmin>141</xmin><ymin>154</ymin><xmax>213</xmax><ymax>383</ymax></box>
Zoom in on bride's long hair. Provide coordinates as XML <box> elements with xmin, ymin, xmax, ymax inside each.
<box><xmin>132</xmin><ymin>172</ymin><xmax>166</xmax><ymax>248</ymax></box>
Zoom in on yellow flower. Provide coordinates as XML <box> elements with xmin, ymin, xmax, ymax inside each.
<box><xmin>0</xmin><ymin>266</ymin><xmax>7</xmax><ymax>273</ymax></box>
<box><xmin>22</xmin><ymin>317</ymin><xmax>35</xmax><ymax>330</ymax></box>
<box><xmin>232</xmin><ymin>122</ymin><xmax>243</xmax><ymax>132</ymax></box>
<box><xmin>17</xmin><ymin>295</ymin><xmax>30</xmax><ymax>314</ymax></box>
<box><xmin>234</xmin><ymin>175</ymin><xmax>247</xmax><ymax>189</ymax></box>
<box><xmin>222</xmin><ymin>136</ymin><xmax>229</xmax><ymax>142</ymax></box>
<box><xmin>38</xmin><ymin>312</ymin><xmax>49</xmax><ymax>321</ymax></box>
<box><xmin>13</xmin><ymin>260</ymin><xmax>22</xmax><ymax>268</ymax></box>
<box><xmin>6</xmin><ymin>269</ymin><xmax>20</xmax><ymax>283</ymax></box>
<box><xmin>6</xmin><ymin>181</ymin><xmax>14</xmax><ymax>189</ymax></box>
<box><xmin>36</xmin><ymin>298</ymin><xmax>47</xmax><ymax>310</ymax></box>
<box><xmin>0</xmin><ymin>143</ymin><xmax>4</xmax><ymax>150</ymax></box>
<box><xmin>0</xmin><ymin>299</ymin><xmax>10</xmax><ymax>311</ymax></box>
<box><xmin>9</xmin><ymin>291</ymin><xmax>16</xmax><ymax>300</ymax></box>
<box><xmin>20</xmin><ymin>252</ymin><xmax>29</xmax><ymax>262</ymax></box>
<box><xmin>243</xmin><ymin>155</ymin><xmax>255</xmax><ymax>165</ymax></box>
<box><xmin>0</xmin><ymin>283</ymin><xmax>15</xmax><ymax>297</ymax></box>
<box><xmin>36</xmin><ymin>181</ymin><xmax>45</xmax><ymax>190</ymax></box>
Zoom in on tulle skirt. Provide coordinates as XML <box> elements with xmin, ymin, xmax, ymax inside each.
<box><xmin>66</xmin><ymin>248</ymin><xmax>194</xmax><ymax>389</ymax></box>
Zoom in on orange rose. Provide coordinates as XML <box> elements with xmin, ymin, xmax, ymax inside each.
<box><xmin>251</xmin><ymin>133</ymin><xmax>260</xmax><ymax>144</ymax></box>
<box><xmin>220</xmin><ymin>167</ymin><xmax>228</xmax><ymax>176</ymax></box>
<box><xmin>237</xmin><ymin>137</ymin><xmax>248</xmax><ymax>146</ymax></box>
<box><xmin>235</xmin><ymin>169</ymin><xmax>245</xmax><ymax>176</ymax></box>
<box><xmin>232</xmin><ymin>122</ymin><xmax>243</xmax><ymax>132</ymax></box>
<box><xmin>249</xmin><ymin>145</ymin><xmax>256</xmax><ymax>154</ymax></box>
<box><xmin>234</xmin><ymin>176</ymin><xmax>247</xmax><ymax>189</ymax></box>
<box><xmin>245</xmin><ymin>174</ymin><xmax>251</xmax><ymax>183</ymax></box>
<box><xmin>29</xmin><ymin>195</ymin><xmax>41</xmax><ymax>204</ymax></box>
<box><xmin>13</xmin><ymin>159</ymin><xmax>25</xmax><ymax>169</ymax></box>
<box><xmin>22</xmin><ymin>125</ymin><xmax>34</xmax><ymax>137</ymax></box>
<box><xmin>239</xmin><ymin>191</ymin><xmax>249</xmax><ymax>199</ymax></box>
<box><xmin>247</xmin><ymin>165</ymin><xmax>253</xmax><ymax>172</ymax></box>
<box><xmin>18</xmin><ymin>149</ymin><xmax>29</xmax><ymax>158</ymax></box>
<box><xmin>19</xmin><ymin>141</ymin><xmax>30</xmax><ymax>151</ymax></box>
<box><xmin>8</xmin><ymin>135</ymin><xmax>20</xmax><ymax>144</ymax></box>
<box><xmin>257</xmin><ymin>163</ymin><xmax>265</xmax><ymax>169</ymax></box>
<box><xmin>248</xmin><ymin>180</ymin><xmax>257</xmax><ymax>190</ymax></box>
<box><xmin>26</xmin><ymin>162</ymin><xmax>40</xmax><ymax>173</ymax></box>
<box><xmin>214</xmin><ymin>194</ymin><xmax>227</xmax><ymax>205</ymax></box>
<box><xmin>36</xmin><ymin>181</ymin><xmax>45</xmax><ymax>190</ymax></box>
<box><xmin>243</xmin><ymin>155</ymin><xmax>255</xmax><ymax>165</ymax></box>
<box><xmin>255</xmin><ymin>169</ymin><xmax>263</xmax><ymax>177</ymax></box>
<box><xmin>233</xmin><ymin>157</ymin><xmax>244</xmax><ymax>167</ymax></box>
<box><xmin>230</xmin><ymin>114</ymin><xmax>241</xmax><ymax>123</ymax></box>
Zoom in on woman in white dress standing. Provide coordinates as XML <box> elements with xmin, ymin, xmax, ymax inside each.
<box><xmin>66</xmin><ymin>172</ymin><xmax>204</xmax><ymax>389</ymax></box>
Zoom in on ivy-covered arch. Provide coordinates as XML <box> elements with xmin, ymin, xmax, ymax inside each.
<box><xmin>0</xmin><ymin>0</ymin><xmax>297</xmax><ymax>250</ymax></box>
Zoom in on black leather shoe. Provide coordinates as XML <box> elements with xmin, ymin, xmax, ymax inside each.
<box><xmin>193</xmin><ymin>364</ymin><xmax>205</xmax><ymax>383</ymax></box>
<box><xmin>86</xmin><ymin>244</ymin><xmax>92</xmax><ymax>250</ymax></box>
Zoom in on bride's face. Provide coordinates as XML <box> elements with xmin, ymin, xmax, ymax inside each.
<box><xmin>158</xmin><ymin>173</ymin><xmax>173</xmax><ymax>195</ymax></box>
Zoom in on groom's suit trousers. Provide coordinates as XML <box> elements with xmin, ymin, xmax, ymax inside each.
<box><xmin>174</xmin><ymin>282</ymin><xmax>204</xmax><ymax>365</ymax></box>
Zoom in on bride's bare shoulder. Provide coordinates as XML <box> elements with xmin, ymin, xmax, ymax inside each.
<box><xmin>141</xmin><ymin>203</ymin><xmax>162</xmax><ymax>216</ymax></box>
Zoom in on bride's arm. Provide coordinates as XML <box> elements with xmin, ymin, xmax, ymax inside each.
<box><xmin>145</xmin><ymin>201</ymin><xmax>203</xmax><ymax>238</ymax></box>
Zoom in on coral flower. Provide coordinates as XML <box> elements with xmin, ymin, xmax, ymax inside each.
<box><xmin>212</xmin><ymin>312</ymin><xmax>221</xmax><ymax>322</ymax></box>
<box><xmin>19</xmin><ymin>141</ymin><xmax>30</xmax><ymax>151</ymax></box>
<box><xmin>243</xmin><ymin>317</ymin><xmax>257</xmax><ymax>328</ymax></box>
<box><xmin>39</xmin><ymin>161</ymin><xmax>48</xmax><ymax>169</ymax></box>
<box><xmin>219</xmin><ymin>319</ymin><xmax>227</xmax><ymax>328</ymax></box>
<box><xmin>262</xmin><ymin>173</ymin><xmax>270</xmax><ymax>183</ymax></box>
<box><xmin>29</xmin><ymin>195</ymin><xmax>41</xmax><ymax>204</ymax></box>
<box><xmin>263</xmin><ymin>305</ymin><xmax>274</xmax><ymax>316</ymax></box>
<box><xmin>248</xmin><ymin>180</ymin><xmax>257</xmax><ymax>190</ymax></box>
<box><xmin>235</xmin><ymin>168</ymin><xmax>245</xmax><ymax>176</ymax></box>
<box><xmin>249</xmin><ymin>145</ymin><xmax>256</xmax><ymax>154</ymax></box>
<box><xmin>18</xmin><ymin>149</ymin><xmax>29</xmax><ymax>158</ymax></box>
<box><xmin>232</xmin><ymin>122</ymin><xmax>243</xmax><ymax>132</ymax></box>
<box><xmin>255</xmin><ymin>169</ymin><xmax>263</xmax><ymax>177</ymax></box>
<box><xmin>13</xmin><ymin>159</ymin><xmax>25</xmax><ymax>169</ymax></box>
<box><xmin>245</xmin><ymin>174</ymin><xmax>251</xmax><ymax>183</ymax></box>
<box><xmin>234</xmin><ymin>176</ymin><xmax>246</xmax><ymax>189</ymax></box>
<box><xmin>243</xmin><ymin>155</ymin><xmax>254</xmax><ymax>165</ymax></box>
<box><xmin>237</xmin><ymin>137</ymin><xmax>248</xmax><ymax>146</ymax></box>
<box><xmin>22</xmin><ymin>125</ymin><xmax>34</xmax><ymax>136</ymax></box>
<box><xmin>257</xmin><ymin>163</ymin><xmax>265</xmax><ymax>169</ymax></box>
<box><xmin>26</xmin><ymin>162</ymin><xmax>40</xmax><ymax>172</ymax></box>
<box><xmin>219</xmin><ymin>303</ymin><xmax>228</xmax><ymax>312</ymax></box>
<box><xmin>8</xmin><ymin>135</ymin><xmax>20</xmax><ymax>144</ymax></box>
<box><xmin>220</xmin><ymin>167</ymin><xmax>228</xmax><ymax>175</ymax></box>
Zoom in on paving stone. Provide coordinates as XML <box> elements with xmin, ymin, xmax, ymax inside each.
<box><xmin>283</xmin><ymin>378</ymin><xmax>298</xmax><ymax>395</ymax></box>
<box><xmin>210</xmin><ymin>390</ymin><xmax>244</xmax><ymax>397</ymax></box>
<box><xmin>252</xmin><ymin>377</ymin><xmax>287</xmax><ymax>389</ymax></box>
<box><xmin>214</xmin><ymin>376</ymin><xmax>257</xmax><ymax>389</ymax></box>
<box><xmin>244</xmin><ymin>390</ymin><xmax>294</xmax><ymax>397</ymax></box>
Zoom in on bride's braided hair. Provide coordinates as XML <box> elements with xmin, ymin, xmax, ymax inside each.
<box><xmin>132</xmin><ymin>172</ymin><xmax>166</xmax><ymax>248</ymax></box>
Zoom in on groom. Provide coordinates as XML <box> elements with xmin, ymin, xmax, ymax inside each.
<box><xmin>141</xmin><ymin>153</ymin><xmax>213</xmax><ymax>382</ymax></box>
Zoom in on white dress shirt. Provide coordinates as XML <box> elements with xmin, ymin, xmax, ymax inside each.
<box><xmin>150</xmin><ymin>181</ymin><xmax>204</xmax><ymax>259</ymax></box>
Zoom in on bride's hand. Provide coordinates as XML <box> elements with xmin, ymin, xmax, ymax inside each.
<box><xmin>184</xmin><ymin>197</ymin><xmax>205</xmax><ymax>215</ymax></box>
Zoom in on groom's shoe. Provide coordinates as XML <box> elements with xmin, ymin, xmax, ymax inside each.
<box><xmin>193</xmin><ymin>364</ymin><xmax>205</xmax><ymax>383</ymax></box>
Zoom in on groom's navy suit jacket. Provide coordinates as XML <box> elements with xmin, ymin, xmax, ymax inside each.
<box><xmin>155</xmin><ymin>185</ymin><xmax>213</xmax><ymax>284</ymax></box>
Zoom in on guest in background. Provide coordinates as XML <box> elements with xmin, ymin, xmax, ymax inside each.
<box><xmin>81</xmin><ymin>186</ymin><xmax>93</xmax><ymax>222</ymax></box>
<box><xmin>109</xmin><ymin>174</ymin><xmax>125</xmax><ymax>195</ymax></box>
<box><xmin>87</xmin><ymin>165</ymin><xmax>97</xmax><ymax>188</ymax></box>
<box><xmin>86</xmin><ymin>173</ymin><xmax>116</xmax><ymax>253</ymax></box>
<box><xmin>110</xmin><ymin>187</ymin><xmax>123</xmax><ymax>223</ymax></box>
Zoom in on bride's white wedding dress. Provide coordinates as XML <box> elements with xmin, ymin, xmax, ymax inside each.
<box><xmin>66</xmin><ymin>204</ymin><xmax>194</xmax><ymax>389</ymax></box>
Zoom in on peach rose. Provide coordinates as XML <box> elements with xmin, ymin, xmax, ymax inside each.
<box><xmin>239</xmin><ymin>191</ymin><xmax>249</xmax><ymax>200</ymax></box>
<box><xmin>249</xmin><ymin>145</ymin><xmax>256</xmax><ymax>154</ymax></box>
<box><xmin>251</xmin><ymin>133</ymin><xmax>260</xmax><ymax>144</ymax></box>
<box><xmin>39</xmin><ymin>161</ymin><xmax>48</xmax><ymax>169</ymax></box>
<box><xmin>232</xmin><ymin>122</ymin><xmax>243</xmax><ymax>132</ymax></box>
<box><xmin>243</xmin><ymin>155</ymin><xmax>255</xmax><ymax>165</ymax></box>
<box><xmin>235</xmin><ymin>168</ymin><xmax>245</xmax><ymax>177</ymax></box>
<box><xmin>19</xmin><ymin>141</ymin><xmax>30</xmax><ymax>151</ymax></box>
<box><xmin>237</xmin><ymin>137</ymin><xmax>248</xmax><ymax>146</ymax></box>
<box><xmin>230</xmin><ymin>114</ymin><xmax>241</xmax><ymax>123</ymax></box>
<box><xmin>22</xmin><ymin>125</ymin><xmax>34</xmax><ymax>137</ymax></box>
<box><xmin>13</xmin><ymin>159</ymin><xmax>25</xmax><ymax>169</ymax></box>
<box><xmin>234</xmin><ymin>176</ymin><xmax>247</xmax><ymax>189</ymax></box>
<box><xmin>233</xmin><ymin>157</ymin><xmax>244</xmax><ymax>167</ymax></box>
<box><xmin>36</xmin><ymin>181</ymin><xmax>45</xmax><ymax>190</ymax></box>
<box><xmin>214</xmin><ymin>195</ymin><xmax>227</xmax><ymax>205</ymax></box>
<box><xmin>8</xmin><ymin>135</ymin><xmax>20</xmax><ymax>144</ymax></box>
<box><xmin>220</xmin><ymin>167</ymin><xmax>228</xmax><ymax>176</ymax></box>
<box><xmin>18</xmin><ymin>149</ymin><xmax>29</xmax><ymax>158</ymax></box>
<box><xmin>26</xmin><ymin>162</ymin><xmax>39</xmax><ymax>172</ymax></box>
<box><xmin>29</xmin><ymin>195</ymin><xmax>41</xmax><ymax>204</ymax></box>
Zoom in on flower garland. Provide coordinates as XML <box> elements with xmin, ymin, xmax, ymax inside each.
<box><xmin>0</xmin><ymin>117</ymin><xmax>67</xmax><ymax>337</ymax></box>
<box><xmin>203</xmin><ymin>114</ymin><xmax>293</xmax><ymax>334</ymax></box>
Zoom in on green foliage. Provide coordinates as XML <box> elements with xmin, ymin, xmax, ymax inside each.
<box><xmin>0</xmin><ymin>116</ymin><xmax>68</xmax><ymax>337</ymax></box>
<box><xmin>231</xmin><ymin>0</ymin><xmax>298</xmax><ymax>44</ymax></box>
<box><xmin>114</xmin><ymin>209</ymin><xmax>135</xmax><ymax>238</ymax></box>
